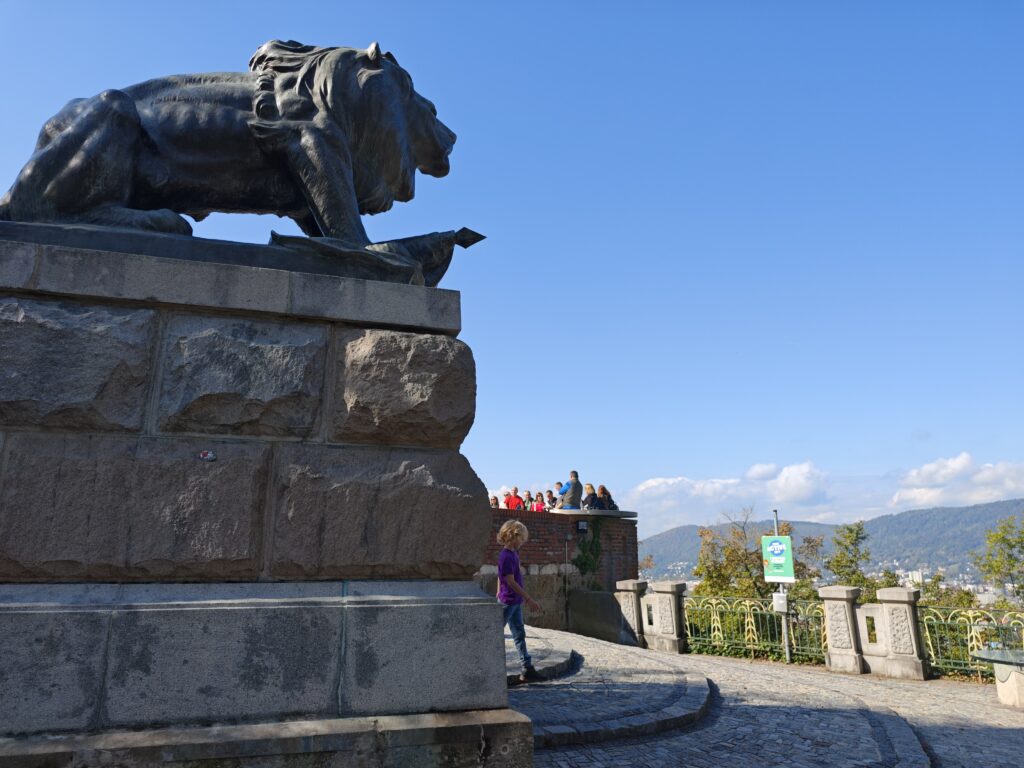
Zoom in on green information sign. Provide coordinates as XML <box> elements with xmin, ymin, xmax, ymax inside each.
<box><xmin>761</xmin><ymin>535</ymin><xmax>795</xmax><ymax>583</ymax></box>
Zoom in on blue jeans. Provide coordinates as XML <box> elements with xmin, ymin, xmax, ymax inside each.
<box><xmin>503</xmin><ymin>602</ymin><xmax>532</xmax><ymax>671</ymax></box>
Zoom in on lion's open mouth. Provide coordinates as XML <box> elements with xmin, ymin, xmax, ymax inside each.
<box><xmin>418</xmin><ymin>155</ymin><xmax>450</xmax><ymax>178</ymax></box>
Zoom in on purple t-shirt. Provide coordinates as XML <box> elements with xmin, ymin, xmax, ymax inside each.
<box><xmin>497</xmin><ymin>547</ymin><xmax>523</xmax><ymax>605</ymax></box>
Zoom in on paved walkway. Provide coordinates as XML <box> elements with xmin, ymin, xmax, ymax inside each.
<box><xmin>507</xmin><ymin>627</ymin><xmax>1024</xmax><ymax>768</ymax></box>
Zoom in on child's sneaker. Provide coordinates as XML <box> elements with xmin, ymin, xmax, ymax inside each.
<box><xmin>519</xmin><ymin>666</ymin><xmax>544</xmax><ymax>683</ymax></box>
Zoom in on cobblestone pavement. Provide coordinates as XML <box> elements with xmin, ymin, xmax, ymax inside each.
<box><xmin>510</xmin><ymin>627</ymin><xmax>1024</xmax><ymax>768</ymax></box>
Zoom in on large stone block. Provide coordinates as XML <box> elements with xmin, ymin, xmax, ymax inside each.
<box><xmin>0</xmin><ymin>608</ymin><xmax>109</xmax><ymax>735</ymax></box>
<box><xmin>0</xmin><ymin>433</ymin><xmax>269</xmax><ymax>581</ymax></box>
<box><xmin>0</xmin><ymin>237</ymin><xmax>461</xmax><ymax>334</ymax></box>
<box><xmin>158</xmin><ymin>315</ymin><xmax>328</xmax><ymax>437</ymax></box>
<box><xmin>0</xmin><ymin>295</ymin><xmax>154</xmax><ymax>430</ymax></box>
<box><xmin>338</xmin><ymin>596</ymin><xmax>506</xmax><ymax>716</ymax></box>
<box><xmin>0</xmin><ymin>710</ymin><xmax>534</xmax><ymax>768</ymax></box>
<box><xmin>332</xmin><ymin>329</ymin><xmax>475</xmax><ymax>449</ymax></box>
<box><xmin>104</xmin><ymin>603</ymin><xmax>342</xmax><ymax>728</ymax></box>
<box><xmin>270</xmin><ymin>444</ymin><xmax>489</xmax><ymax>579</ymax></box>
<box><xmin>0</xmin><ymin>582</ymin><xmax>510</xmax><ymax>737</ymax></box>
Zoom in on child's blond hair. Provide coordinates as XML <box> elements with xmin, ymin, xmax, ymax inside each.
<box><xmin>497</xmin><ymin>519</ymin><xmax>528</xmax><ymax>547</ymax></box>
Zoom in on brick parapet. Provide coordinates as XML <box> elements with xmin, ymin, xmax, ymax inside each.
<box><xmin>484</xmin><ymin>509</ymin><xmax>638</xmax><ymax>590</ymax></box>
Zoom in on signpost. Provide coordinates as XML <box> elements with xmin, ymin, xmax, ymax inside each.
<box><xmin>761</xmin><ymin>534</ymin><xmax>795</xmax><ymax>584</ymax></box>
<box><xmin>763</xmin><ymin>510</ymin><xmax>794</xmax><ymax>663</ymax></box>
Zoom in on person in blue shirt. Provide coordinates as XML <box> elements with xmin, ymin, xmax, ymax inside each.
<box><xmin>555</xmin><ymin>470</ymin><xmax>583</xmax><ymax>510</ymax></box>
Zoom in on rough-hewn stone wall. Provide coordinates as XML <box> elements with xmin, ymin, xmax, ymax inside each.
<box><xmin>0</xmin><ymin>243</ymin><xmax>490</xmax><ymax>582</ymax></box>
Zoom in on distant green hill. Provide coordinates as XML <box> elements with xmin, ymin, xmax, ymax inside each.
<box><xmin>638</xmin><ymin>498</ymin><xmax>1024</xmax><ymax>580</ymax></box>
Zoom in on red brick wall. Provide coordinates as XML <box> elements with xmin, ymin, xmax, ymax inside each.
<box><xmin>483</xmin><ymin>509</ymin><xmax>638</xmax><ymax>590</ymax></box>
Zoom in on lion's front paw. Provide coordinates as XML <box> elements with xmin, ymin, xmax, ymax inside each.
<box><xmin>143</xmin><ymin>209</ymin><xmax>193</xmax><ymax>236</ymax></box>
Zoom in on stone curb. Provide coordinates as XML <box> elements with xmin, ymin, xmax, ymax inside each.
<box><xmin>865</xmin><ymin>703</ymin><xmax>930</xmax><ymax>768</ymax></box>
<box><xmin>531</xmin><ymin>670</ymin><xmax>711</xmax><ymax>749</ymax></box>
<box><xmin>506</xmin><ymin>649</ymin><xmax>581</xmax><ymax>686</ymax></box>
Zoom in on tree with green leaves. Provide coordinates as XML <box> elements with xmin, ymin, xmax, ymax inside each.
<box><xmin>824</xmin><ymin>521</ymin><xmax>878</xmax><ymax>600</ymax></box>
<box><xmin>692</xmin><ymin>508</ymin><xmax>822</xmax><ymax>599</ymax></box>
<box><xmin>973</xmin><ymin>515</ymin><xmax>1024</xmax><ymax>601</ymax></box>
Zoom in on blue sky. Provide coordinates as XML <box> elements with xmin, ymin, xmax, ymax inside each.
<box><xmin>1</xmin><ymin>2</ymin><xmax>1021</xmax><ymax>537</ymax></box>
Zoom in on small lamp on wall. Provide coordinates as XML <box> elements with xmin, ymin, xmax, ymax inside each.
<box><xmin>577</xmin><ymin>520</ymin><xmax>588</xmax><ymax>534</ymax></box>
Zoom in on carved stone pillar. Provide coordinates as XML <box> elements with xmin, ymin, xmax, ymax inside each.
<box><xmin>876</xmin><ymin>587</ymin><xmax>928</xmax><ymax>679</ymax></box>
<box><xmin>819</xmin><ymin>585</ymin><xmax>864</xmax><ymax>674</ymax></box>
<box><xmin>640</xmin><ymin>581</ymin><xmax>687</xmax><ymax>653</ymax></box>
<box><xmin>615</xmin><ymin>579</ymin><xmax>647</xmax><ymax>647</ymax></box>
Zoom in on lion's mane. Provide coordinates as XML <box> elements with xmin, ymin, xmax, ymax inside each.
<box><xmin>247</xmin><ymin>39</ymin><xmax>414</xmax><ymax>215</ymax></box>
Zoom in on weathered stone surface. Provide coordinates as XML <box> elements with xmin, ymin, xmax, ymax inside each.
<box><xmin>0</xmin><ymin>709</ymin><xmax>534</xmax><ymax>767</ymax></box>
<box><xmin>0</xmin><ymin>295</ymin><xmax>154</xmax><ymax>430</ymax></box>
<box><xmin>158</xmin><ymin>315</ymin><xmax>328</xmax><ymax>437</ymax></box>
<box><xmin>332</xmin><ymin>329</ymin><xmax>475</xmax><ymax>449</ymax></box>
<box><xmin>0</xmin><ymin>433</ymin><xmax>268</xmax><ymax>581</ymax></box>
<box><xmin>0</xmin><ymin>238</ymin><xmax>462</xmax><ymax>334</ymax></box>
<box><xmin>0</xmin><ymin>582</ymin><xmax>510</xmax><ymax>737</ymax></box>
<box><xmin>104</xmin><ymin>603</ymin><xmax>341</xmax><ymax>728</ymax></box>
<box><xmin>288</xmin><ymin>269</ymin><xmax>461</xmax><ymax>333</ymax></box>
<box><xmin>339</xmin><ymin>597</ymin><xmax>506</xmax><ymax>716</ymax></box>
<box><xmin>270</xmin><ymin>444</ymin><xmax>489</xmax><ymax>579</ymax></box>
<box><xmin>0</xmin><ymin>609</ymin><xmax>109</xmax><ymax>735</ymax></box>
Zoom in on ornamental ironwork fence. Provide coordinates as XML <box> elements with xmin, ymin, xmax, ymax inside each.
<box><xmin>681</xmin><ymin>596</ymin><xmax>827</xmax><ymax>663</ymax></box>
<box><xmin>918</xmin><ymin>606</ymin><xmax>1024</xmax><ymax>677</ymax></box>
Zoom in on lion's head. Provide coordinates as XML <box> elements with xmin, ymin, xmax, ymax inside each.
<box><xmin>249</xmin><ymin>40</ymin><xmax>456</xmax><ymax>216</ymax></box>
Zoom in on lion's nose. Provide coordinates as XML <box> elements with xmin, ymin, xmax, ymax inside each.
<box><xmin>437</xmin><ymin>121</ymin><xmax>456</xmax><ymax>154</ymax></box>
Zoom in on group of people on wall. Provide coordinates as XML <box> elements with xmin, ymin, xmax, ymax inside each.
<box><xmin>489</xmin><ymin>470</ymin><xmax>619</xmax><ymax>512</ymax></box>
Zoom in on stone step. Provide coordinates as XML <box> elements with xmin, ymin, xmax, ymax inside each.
<box><xmin>530</xmin><ymin>670</ymin><xmax>709</xmax><ymax>748</ymax></box>
<box><xmin>505</xmin><ymin>628</ymin><xmax>582</xmax><ymax>685</ymax></box>
<box><xmin>506</xmin><ymin>647</ymin><xmax>581</xmax><ymax>686</ymax></box>
<box><xmin>505</xmin><ymin>627</ymin><xmax>711</xmax><ymax>749</ymax></box>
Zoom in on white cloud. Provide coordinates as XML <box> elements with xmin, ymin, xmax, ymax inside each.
<box><xmin>891</xmin><ymin>453</ymin><xmax>1024</xmax><ymax>509</ymax></box>
<box><xmin>766</xmin><ymin>462</ymin><xmax>827</xmax><ymax>504</ymax></box>
<box><xmin>745</xmin><ymin>463</ymin><xmax>779</xmax><ymax>481</ymax></box>
<box><xmin>626</xmin><ymin>460</ymin><xmax>830</xmax><ymax>537</ymax></box>
<box><xmin>901</xmin><ymin>452</ymin><xmax>974</xmax><ymax>487</ymax></box>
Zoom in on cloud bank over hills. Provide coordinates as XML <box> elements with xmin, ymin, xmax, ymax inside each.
<box><xmin>626</xmin><ymin>452</ymin><xmax>1024</xmax><ymax>538</ymax></box>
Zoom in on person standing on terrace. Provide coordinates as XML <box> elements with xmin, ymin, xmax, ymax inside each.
<box><xmin>506</xmin><ymin>487</ymin><xmax>525</xmax><ymax>510</ymax></box>
<box><xmin>556</xmin><ymin>471</ymin><xmax>583</xmax><ymax>510</ymax></box>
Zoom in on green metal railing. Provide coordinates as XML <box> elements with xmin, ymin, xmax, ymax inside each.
<box><xmin>682</xmin><ymin>596</ymin><xmax>827</xmax><ymax>663</ymax></box>
<box><xmin>918</xmin><ymin>606</ymin><xmax>1024</xmax><ymax>677</ymax></box>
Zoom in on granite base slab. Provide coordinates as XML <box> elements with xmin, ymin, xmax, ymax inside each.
<box><xmin>0</xmin><ymin>581</ymin><xmax>507</xmax><ymax>737</ymax></box>
<box><xmin>0</xmin><ymin>709</ymin><xmax>533</xmax><ymax>768</ymax></box>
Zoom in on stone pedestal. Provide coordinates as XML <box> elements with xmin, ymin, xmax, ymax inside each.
<box><xmin>872</xmin><ymin>587</ymin><xmax>928</xmax><ymax>680</ymax></box>
<box><xmin>819</xmin><ymin>586</ymin><xmax>864</xmax><ymax>674</ymax></box>
<box><xmin>615</xmin><ymin>579</ymin><xmax>647</xmax><ymax>647</ymax></box>
<box><xmin>0</xmin><ymin>233</ymin><xmax>530</xmax><ymax>766</ymax></box>
<box><xmin>640</xmin><ymin>581</ymin><xmax>687</xmax><ymax>653</ymax></box>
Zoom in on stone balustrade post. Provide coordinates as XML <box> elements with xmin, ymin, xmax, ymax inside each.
<box><xmin>818</xmin><ymin>586</ymin><xmax>864</xmax><ymax>674</ymax></box>
<box><xmin>876</xmin><ymin>587</ymin><xmax>928</xmax><ymax>679</ymax></box>
<box><xmin>641</xmin><ymin>581</ymin><xmax>687</xmax><ymax>653</ymax></box>
<box><xmin>615</xmin><ymin>579</ymin><xmax>647</xmax><ymax>648</ymax></box>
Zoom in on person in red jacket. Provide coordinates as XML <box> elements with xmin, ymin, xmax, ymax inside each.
<box><xmin>506</xmin><ymin>487</ymin><xmax>525</xmax><ymax>510</ymax></box>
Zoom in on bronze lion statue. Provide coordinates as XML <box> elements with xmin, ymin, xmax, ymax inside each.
<box><xmin>0</xmin><ymin>40</ymin><xmax>474</xmax><ymax>282</ymax></box>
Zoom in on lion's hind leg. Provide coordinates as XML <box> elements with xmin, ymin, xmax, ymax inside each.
<box><xmin>2</xmin><ymin>89</ymin><xmax>145</xmax><ymax>226</ymax></box>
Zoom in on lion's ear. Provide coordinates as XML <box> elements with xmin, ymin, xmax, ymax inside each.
<box><xmin>366</xmin><ymin>42</ymin><xmax>383</xmax><ymax>67</ymax></box>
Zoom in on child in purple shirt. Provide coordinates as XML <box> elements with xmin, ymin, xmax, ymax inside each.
<box><xmin>497</xmin><ymin>520</ymin><xmax>543</xmax><ymax>684</ymax></box>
